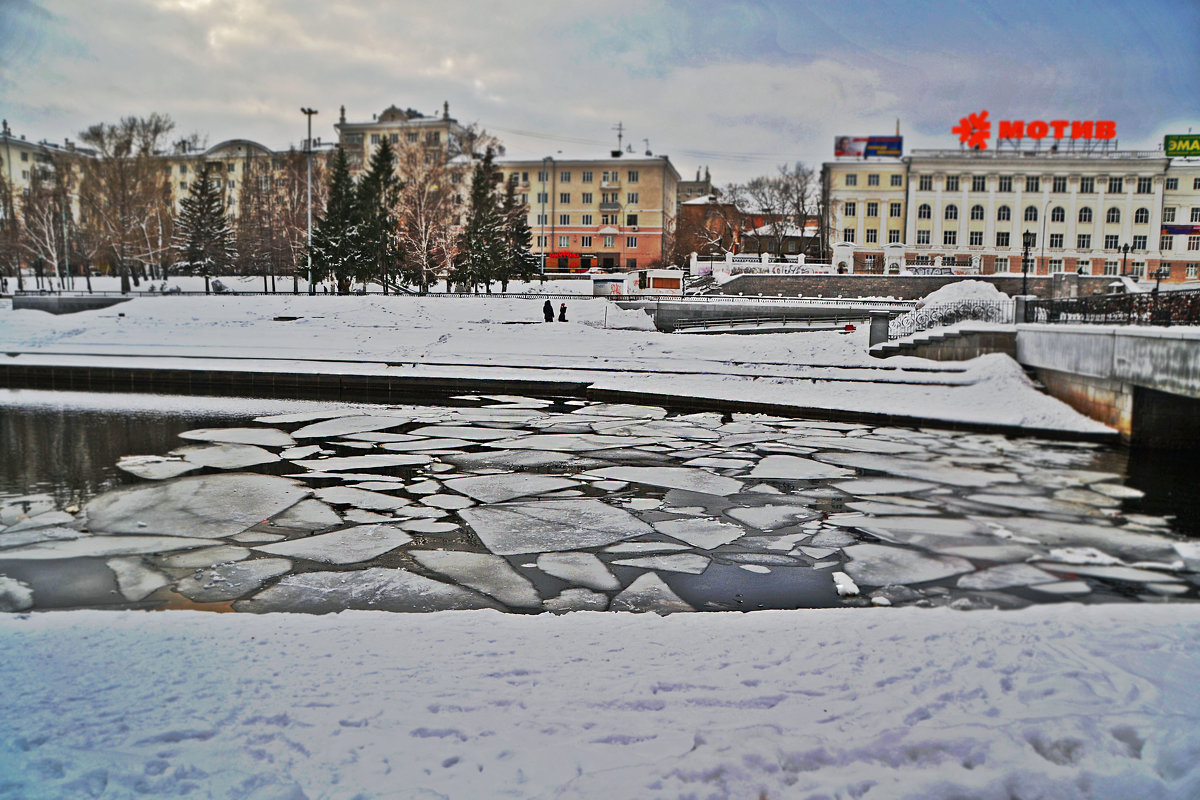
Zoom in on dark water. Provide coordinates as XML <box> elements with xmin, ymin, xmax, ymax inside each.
<box><xmin>0</xmin><ymin>389</ymin><xmax>1197</xmax><ymax>615</ymax></box>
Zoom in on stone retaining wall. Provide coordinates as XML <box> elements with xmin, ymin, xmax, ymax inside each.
<box><xmin>717</xmin><ymin>273</ymin><xmax>1116</xmax><ymax>300</ymax></box>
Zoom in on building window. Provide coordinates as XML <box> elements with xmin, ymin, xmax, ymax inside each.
<box><xmin>846</xmin><ymin>174</ymin><xmax>858</xmax><ymax>187</ymax></box>
<box><xmin>558</xmin><ymin>235</ymin><xmax>569</xmax><ymax>248</ymax></box>
<box><xmin>560</xmin><ymin>171</ymin><xmax>571</xmax><ymax>183</ymax></box>
<box><xmin>390</xmin><ymin>133</ymin><xmax>399</xmax><ymax>144</ymax></box>
<box><xmin>1024</xmin><ymin>206</ymin><xmax>1038</xmax><ymax>222</ymax></box>
<box><xmin>1079</xmin><ymin>206</ymin><xmax>1093</xmax><ymax>223</ymax></box>
<box><xmin>844</xmin><ymin>228</ymin><xmax>856</xmax><ymax>243</ymax></box>
<box><xmin>180</xmin><ymin>181</ymin><xmax>187</xmax><ymax>191</ymax></box>
<box><xmin>1189</xmin><ymin>235</ymin><xmax>1200</xmax><ymax>251</ymax></box>
<box><xmin>1104</xmin><ymin>260</ymin><xmax>1119</xmax><ymax>275</ymax></box>
<box><xmin>627</xmin><ymin>192</ymin><xmax>638</xmax><ymax>204</ymax></box>
<box><xmin>866</xmin><ymin>229</ymin><xmax>878</xmax><ymax>243</ymax></box>
<box><xmin>559</xmin><ymin>214</ymin><xmax>570</xmax><ymax>225</ymax></box>
<box><xmin>1050</xmin><ymin>233</ymin><xmax>1064</xmax><ymax>249</ymax></box>
<box><xmin>1051</xmin><ymin>206</ymin><xmax>1065</xmax><ymax>222</ymax></box>
<box><xmin>1161</xmin><ymin>234</ymin><xmax>1173</xmax><ymax>251</ymax></box>
<box><xmin>1052</xmin><ymin>176</ymin><xmax>1067</xmax><ymax>193</ymax></box>
<box><xmin>1108</xmin><ymin>177</ymin><xmax>1123</xmax><ymax>193</ymax></box>
<box><xmin>1106</xmin><ymin>207</ymin><xmax>1121</xmax><ymax>224</ymax></box>
<box><xmin>20</xmin><ymin>152</ymin><xmax>28</xmax><ymax>162</ymax></box>
<box><xmin>538</xmin><ymin>171</ymin><xmax>548</xmax><ymax>182</ymax></box>
<box><xmin>1166</xmin><ymin>177</ymin><xmax>1178</xmax><ymax>190</ymax></box>
<box><xmin>1048</xmin><ymin>259</ymin><xmax>1065</xmax><ymax>273</ymax></box>
<box><xmin>1163</xmin><ymin>207</ymin><xmax>1176</xmax><ymax>222</ymax></box>
<box><xmin>1136</xmin><ymin>177</ymin><xmax>1152</xmax><ymax>194</ymax></box>
<box><xmin>1195</xmin><ymin>178</ymin><xmax>1200</xmax><ymax>190</ymax></box>
<box><xmin>603</xmin><ymin>235</ymin><xmax>615</xmax><ymax>248</ymax></box>
<box><xmin>627</xmin><ymin>213</ymin><xmax>638</xmax><ymax>226</ymax></box>
<box><xmin>889</xmin><ymin>202</ymin><xmax>901</xmax><ymax>218</ymax></box>
<box><xmin>559</xmin><ymin>193</ymin><xmax>570</xmax><ymax>204</ymax></box>
<box><xmin>1080</xmin><ymin>177</ymin><xmax>1095</xmax><ymax>193</ymax></box>
<box><xmin>578</xmin><ymin>192</ymin><xmax>591</xmax><ymax>204</ymax></box>
<box><xmin>998</xmin><ymin>175</ymin><xmax>1012</xmax><ymax>192</ymax></box>
<box><xmin>536</xmin><ymin>236</ymin><xmax>546</xmax><ymax>247</ymax></box>
<box><xmin>600</xmin><ymin>214</ymin><xmax>612</xmax><ymax>225</ymax></box>
<box><xmin>997</xmin><ymin>205</ymin><xmax>1011</xmax><ymax>221</ymax></box>
<box><xmin>1187</xmin><ymin>264</ymin><xmax>1199</xmax><ymax>278</ymax></box>
<box><xmin>996</xmin><ymin>232</ymin><xmax>1010</xmax><ymax>247</ymax></box>
<box><xmin>916</xmin><ymin>230</ymin><xmax>930</xmax><ymax>245</ymax></box>
<box><xmin>865</xmin><ymin>254</ymin><xmax>877</xmax><ymax>268</ymax></box>
<box><xmin>943</xmin><ymin>230</ymin><xmax>957</xmax><ymax>245</ymax></box>
<box><xmin>970</xmin><ymin>204</ymin><xmax>984</xmax><ymax>220</ymax></box>
<box><xmin>581</xmin><ymin>214</ymin><xmax>593</xmax><ymax>225</ymax></box>
<box><xmin>626</xmin><ymin>236</ymin><xmax>637</xmax><ymax>248</ymax></box>
<box><xmin>536</xmin><ymin>192</ymin><xmax>548</xmax><ymax>204</ymax></box>
<box><xmin>946</xmin><ymin>176</ymin><xmax>959</xmax><ymax>191</ymax></box>
<box><xmin>581</xmin><ymin>171</ymin><xmax>593</xmax><ymax>182</ymax></box>
<box><xmin>945</xmin><ymin>204</ymin><xmax>958</xmax><ymax>220</ymax></box>
<box><xmin>888</xmin><ymin>229</ymin><xmax>901</xmax><ymax>243</ymax></box>
<box><xmin>1026</xmin><ymin>176</ymin><xmax>1039</xmax><ymax>192</ymax></box>
<box><xmin>1131</xmin><ymin>262</ymin><xmax>1146</xmax><ymax>277</ymax></box>
<box><xmin>996</xmin><ymin>257</ymin><xmax>1009</xmax><ymax>272</ymax></box>
<box><xmin>406</xmin><ymin>132</ymin><xmax>418</xmax><ymax>143</ymax></box>
<box><xmin>1133</xmin><ymin>207</ymin><xmax>1149</xmax><ymax>224</ymax></box>
<box><xmin>867</xmin><ymin>173</ymin><xmax>879</xmax><ymax>186</ymax></box>
<box><xmin>180</xmin><ymin>164</ymin><xmax>188</xmax><ymax>174</ymax></box>
<box><xmin>866</xmin><ymin>202</ymin><xmax>878</xmax><ymax>217</ymax></box>
<box><xmin>1192</xmin><ymin>207</ymin><xmax>1200</xmax><ymax>223</ymax></box>
<box><xmin>1104</xmin><ymin>234</ymin><xmax>1120</xmax><ymax>249</ymax></box>
<box><xmin>918</xmin><ymin>175</ymin><xmax>931</xmax><ymax>191</ymax></box>
<box><xmin>627</xmin><ymin>170</ymin><xmax>639</xmax><ymax>183</ymax></box>
<box><xmin>581</xmin><ymin>235</ymin><xmax>592</xmax><ymax>247</ymax></box>
<box><xmin>890</xmin><ymin>174</ymin><xmax>903</xmax><ymax>187</ymax></box>
<box><xmin>1077</xmin><ymin>234</ymin><xmax>1091</xmax><ymax>249</ymax></box>
<box><xmin>845</xmin><ymin>201</ymin><xmax>857</xmax><ymax>216</ymax></box>
<box><xmin>1025</xmin><ymin>233</ymin><xmax>1036</xmax><ymax>247</ymax></box>
<box><xmin>536</xmin><ymin>214</ymin><xmax>547</xmax><ymax>225</ymax></box>
<box><xmin>969</xmin><ymin>231</ymin><xmax>983</xmax><ymax>246</ymax></box>
<box><xmin>917</xmin><ymin>204</ymin><xmax>930</xmax><ymax>219</ymax></box>
<box><xmin>370</xmin><ymin>133</ymin><xmax>380</xmax><ymax>145</ymax></box>
<box><xmin>972</xmin><ymin>175</ymin><xmax>986</xmax><ymax>192</ymax></box>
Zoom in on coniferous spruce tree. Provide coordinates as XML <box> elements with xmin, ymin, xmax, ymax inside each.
<box><xmin>452</xmin><ymin>148</ymin><xmax>505</xmax><ymax>293</ymax></box>
<box><xmin>357</xmin><ymin>137</ymin><xmax>402</xmax><ymax>293</ymax></box>
<box><xmin>499</xmin><ymin>175</ymin><xmax>540</xmax><ymax>292</ymax></box>
<box><xmin>309</xmin><ymin>146</ymin><xmax>361</xmax><ymax>294</ymax></box>
<box><xmin>171</xmin><ymin>164</ymin><xmax>236</xmax><ymax>294</ymax></box>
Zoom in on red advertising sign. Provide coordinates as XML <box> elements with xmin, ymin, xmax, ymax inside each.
<box><xmin>953</xmin><ymin>111</ymin><xmax>1116</xmax><ymax>150</ymax></box>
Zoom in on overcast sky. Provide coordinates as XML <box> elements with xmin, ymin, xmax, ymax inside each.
<box><xmin>2</xmin><ymin>0</ymin><xmax>1197</xmax><ymax>184</ymax></box>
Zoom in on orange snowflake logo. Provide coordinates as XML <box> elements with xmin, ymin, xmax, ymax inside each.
<box><xmin>952</xmin><ymin>110</ymin><xmax>991</xmax><ymax>150</ymax></box>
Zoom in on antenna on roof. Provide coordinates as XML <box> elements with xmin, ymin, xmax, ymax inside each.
<box><xmin>612</xmin><ymin>121</ymin><xmax>624</xmax><ymax>155</ymax></box>
<box><xmin>643</xmin><ymin>138</ymin><xmax>651</xmax><ymax>156</ymax></box>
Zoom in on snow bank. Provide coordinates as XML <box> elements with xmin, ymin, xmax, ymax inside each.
<box><xmin>582</xmin><ymin>304</ymin><xmax>657</xmax><ymax>330</ymax></box>
<box><xmin>1</xmin><ymin>605</ymin><xmax>1197</xmax><ymax>799</ymax></box>
<box><xmin>917</xmin><ymin>280</ymin><xmax>1010</xmax><ymax>307</ymax></box>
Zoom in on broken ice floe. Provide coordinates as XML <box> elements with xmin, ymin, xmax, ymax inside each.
<box><xmin>293</xmin><ymin>454</ymin><xmax>431</xmax><ymax>472</ymax></box>
<box><xmin>0</xmin><ymin>535</ymin><xmax>215</xmax><ymax>560</ymax></box>
<box><xmin>610</xmin><ymin>572</ymin><xmax>693</xmax><ymax>613</ymax></box>
<box><xmin>842</xmin><ymin>544</ymin><xmax>974</xmax><ymax>586</ymax></box>
<box><xmin>543</xmin><ymin>588</ymin><xmax>609</xmax><ymax>612</ymax></box>
<box><xmin>956</xmin><ymin>563</ymin><xmax>1060</xmax><ymax>591</ymax></box>
<box><xmin>611</xmin><ymin>554</ymin><xmax>710</xmax><ymax>574</ymax></box>
<box><xmin>411</xmin><ymin>550</ymin><xmax>540</xmax><ymax>608</ymax></box>
<box><xmin>442</xmin><ymin>474</ymin><xmax>576</xmax><ymax>503</ymax></box>
<box><xmin>171</xmin><ymin>443</ymin><xmax>281</xmax><ymax>470</ymax></box>
<box><xmin>235</xmin><ymin>567</ymin><xmax>505</xmax><ymax>613</ymax></box>
<box><xmin>291</xmin><ymin>416</ymin><xmax>409</xmax><ymax>439</ymax></box>
<box><xmin>0</xmin><ymin>576</ymin><xmax>34</xmax><ymax>612</ymax></box>
<box><xmin>650</xmin><ymin>518</ymin><xmax>745</xmax><ymax>549</ymax></box>
<box><xmin>106</xmin><ymin>557</ymin><xmax>170</xmax><ymax>601</ymax></box>
<box><xmin>254</xmin><ymin>524</ymin><xmax>413</xmax><ymax>565</ymax></box>
<box><xmin>156</xmin><ymin>545</ymin><xmax>250</xmax><ymax>568</ymax></box>
<box><xmin>314</xmin><ymin>486</ymin><xmax>411</xmax><ymax>511</ymax></box>
<box><xmin>115</xmin><ymin>455</ymin><xmax>199</xmax><ymax>481</ymax></box>
<box><xmin>587</xmin><ymin>467</ymin><xmax>743</xmax><ymax>496</ymax></box>
<box><xmin>178</xmin><ymin>427</ymin><xmax>295</xmax><ymax>448</ymax></box>
<box><xmin>175</xmin><ymin>558</ymin><xmax>293</xmax><ymax>603</ymax></box>
<box><xmin>815</xmin><ymin>452</ymin><xmax>1020</xmax><ymax>488</ymax></box>
<box><xmin>724</xmin><ymin>504</ymin><xmax>817</xmax><ymax>531</ymax></box>
<box><xmin>748</xmin><ymin>455</ymin><xmax>854</xmax><ymax>480</ymax></box>
<box><xmin>535</xmin><ymin>552</ymin><xmax>620</xmax><ymax>591</ymax></box>
<box><xmin>460</xmin><ymin>499</ymin><xmax>653</xmax><ymax>555</ymax></box>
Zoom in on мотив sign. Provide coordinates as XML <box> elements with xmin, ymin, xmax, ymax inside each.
<box><xmin>953</xmin><ymin>111</ymin><xmax>1116</xmax><ymax>150</ymax></box>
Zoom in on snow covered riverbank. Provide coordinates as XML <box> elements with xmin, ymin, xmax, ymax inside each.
<box><xmin>2</xmin><ymin>604</ymin><xmax>1197</xmax><ymax>799</ymax></box>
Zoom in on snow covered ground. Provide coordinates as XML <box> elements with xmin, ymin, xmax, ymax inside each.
<box><xmin>0</xmin><ymin>286</ymin><xmax>1112</xmax><ymax>434</ymax></box>
<box><xmin>1</xmin><ymin>605</ymin><xmax>1198</xmax><ymax>799</ymax></box>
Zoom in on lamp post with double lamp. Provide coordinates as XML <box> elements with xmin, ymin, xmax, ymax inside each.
<box><xmin>301</xmin><ymin>107</ymin><xmax>318</xmax><ymax>295</ymax></box>
<box><xmin>1021</xmin><ymin>229</ymin><xmax>1035</xmax><ymax>296</ymax></box>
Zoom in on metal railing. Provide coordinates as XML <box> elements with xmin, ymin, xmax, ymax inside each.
<box><xmin>888</xmin><ymin>299</ymin><xmax>1015</xmax><ymax>340</ymax></box>
<box><xmin>1024</xmin><ymin>289</ymin><xmax>1200</xmax><ymax>326</ymax></box>
<box><xmin>674</xmin><ymin>313</ymin><xmax>862</xmax><ymax>333</ymax></box>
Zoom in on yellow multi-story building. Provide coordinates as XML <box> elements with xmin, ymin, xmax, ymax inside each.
<box><xmin>334</xmin><ymin>103</ymin><xmax>467</xmax><ymax>174</ymax></box>
<box><xmin>498</xmin><ymin>154</ymin><xmax>680</xmax><ymax>271</ymax></box>
<box><xmin>822</xmin><ymin>161</ymin><xmax>907</xmax><ymax>273</ymax></box>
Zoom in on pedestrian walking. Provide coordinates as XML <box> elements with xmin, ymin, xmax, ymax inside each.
<box><xmin>543</xmin><ymin>299</ymin><xmax>554</xmax><ymax>322</ymax></box>
<box><xmin>558</xmin><ymin>303</ymin><xmax>568</xmax><ymax>322</ymax></box>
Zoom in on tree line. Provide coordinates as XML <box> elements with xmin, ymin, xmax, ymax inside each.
<box><xmin>0</xmin><ymin>113</ymin><xmax>540</xmax><ymax>294</ymax></box>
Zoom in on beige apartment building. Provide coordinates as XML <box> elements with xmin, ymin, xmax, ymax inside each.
<box><xmin>334</xmin><ymin>103</ymin><xmax>467</xmax><ymax>174</ymax></box>
<box><xmin>824</xmin><ymin>147</ymin><xmax>1200</xmax><ymax>282</ymax></box>
<box><xmin>498</xmin><ymin>154</ymin><xmax>681</xmax><ymax>271</ymax></box>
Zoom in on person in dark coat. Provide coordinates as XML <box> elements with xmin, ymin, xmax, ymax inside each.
<box><xmin>543</xmin><ymin>300</ymin><xmax>554</xmax><ymax>322</ymax></box>
<box><xmin>558</xmin><ymin>303</ymin><xmax>567</xmax><ymax>322</ymax></box>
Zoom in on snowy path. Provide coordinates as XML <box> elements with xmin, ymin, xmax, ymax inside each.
<box><xmin>1</xmin><ymin>605</ymin><xmax>1197</xmax><ymax>799</ymax></box>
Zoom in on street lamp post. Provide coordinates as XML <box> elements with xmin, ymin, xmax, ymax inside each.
<box><xmin>1021</xmin><ymin>229</ymin><xmax>1035</xmax><ymax>296</ymax></box>
<box><xmin>301</xmin><ymin>107</ymin><xmax>318</xmax><ymax>295</ymax></box>
<box><xmin>1120</xmin><ymin>242</ymin><xmax>1130</xmax><ymax>278</ymax></box>
<box><xmin>539</xmin><ymin>156</ymin><xmax>550</xmax><ymax>284</ymax></box>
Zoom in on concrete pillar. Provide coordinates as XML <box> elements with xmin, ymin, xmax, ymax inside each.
<box><xmin>1012</xmin><ymin>295</ymin><xmax>1034</xmax><ymax>325</ymax></box>
<box><xmin>869</xmin><ymin>312</ymin><xmax>891</xmax><ymax>347</ymax></box>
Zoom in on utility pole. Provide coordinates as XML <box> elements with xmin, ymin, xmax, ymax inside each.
<box><xmin>301</xmin><ymin>107</ymin><xmax>318</xmax><ymax>294</ymax></box>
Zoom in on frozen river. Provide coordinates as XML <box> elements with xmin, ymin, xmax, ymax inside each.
<box><xmin>1</xmin><ymin>389</ymin><xmax>1196</xmax><ymax>614</ymax></box>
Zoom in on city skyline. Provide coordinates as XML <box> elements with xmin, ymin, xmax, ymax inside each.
<box><xmin>2</xmin><ymin>0</ymin><xmax>1198</xmax><ymax>185</ymax></box>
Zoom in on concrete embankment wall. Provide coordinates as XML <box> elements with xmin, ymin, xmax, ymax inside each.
<box><xmin>616</xmin><ymin>300</ymin><xmax>875</xmax><ymax>332</ymax></box>
<box><xmin>718</xmin><ymin>273</ymin><xmax>1115</xmax><ymax>300</ymax></box>
<box><xmin>12</xmin><ymin>295</ymin><xmax>132</xmax><ymax>314</ymax></box>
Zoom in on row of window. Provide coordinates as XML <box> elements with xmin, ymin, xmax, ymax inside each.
<box><xmin>886</xmin><ymin>229</ymin><xmax>1200</xmax><ymax>251</ymax></box>
<box><xmin>367</xmin><ymin>131</ymin><xmax>438</xmax><ymax>146</ymax></box>
<box><xmin>533</xmin><ymin>235</ymin><xmax>638</xmax><ymax>249</ymax></box>
<box><xmin>911</xmin><ymin>204</ymin><xmax>1177</xmax><ymax>224</ymax></box>
<box><xmin>519</xmin><ymin>169</ymin><xmax>638</xmax><ymax>185</ymax></box>
<box><xmin>533</xmin><ymin>213</ymin><xmax>640</xmax><ymax>227</ymax></box>
<box><xmin>843</xmin><ymin>201</ymin><xmax>902</xmax><ymax>218</ymax></box>
<box><xmin>842</xmin><ymin>174</ymin><xmax>904</xmax><ymax>187</ymax></box>
<box><xmin>901</xmin><ymin>258</ymin><xmax>1200</xmax><ymax>279</ymax></box>
<box><xmin>533</xmin><ymin>191</ymin><xmax>640</xmax><ymax>206</ymax></box>
<box><xmin>913</xmin><ymin>175</ymin><xmax>1162</xmax><ymax>194</ymax></box>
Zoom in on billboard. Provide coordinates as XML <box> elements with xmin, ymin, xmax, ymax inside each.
<box><xmin>834</xmin><ymin>136</ymin><xmax>903</xmax><ymax>158</ymax></box>
<box><xmin>1165</xmin><ymin>134</ymin><xmax>1200</xmax><ymax>157</ymax></box>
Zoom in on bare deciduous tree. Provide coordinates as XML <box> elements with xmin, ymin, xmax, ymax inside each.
<box><xmin>726</xmin><ymin>162</ymin><xmax>820</xmax><ymax>258</ymax></box>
